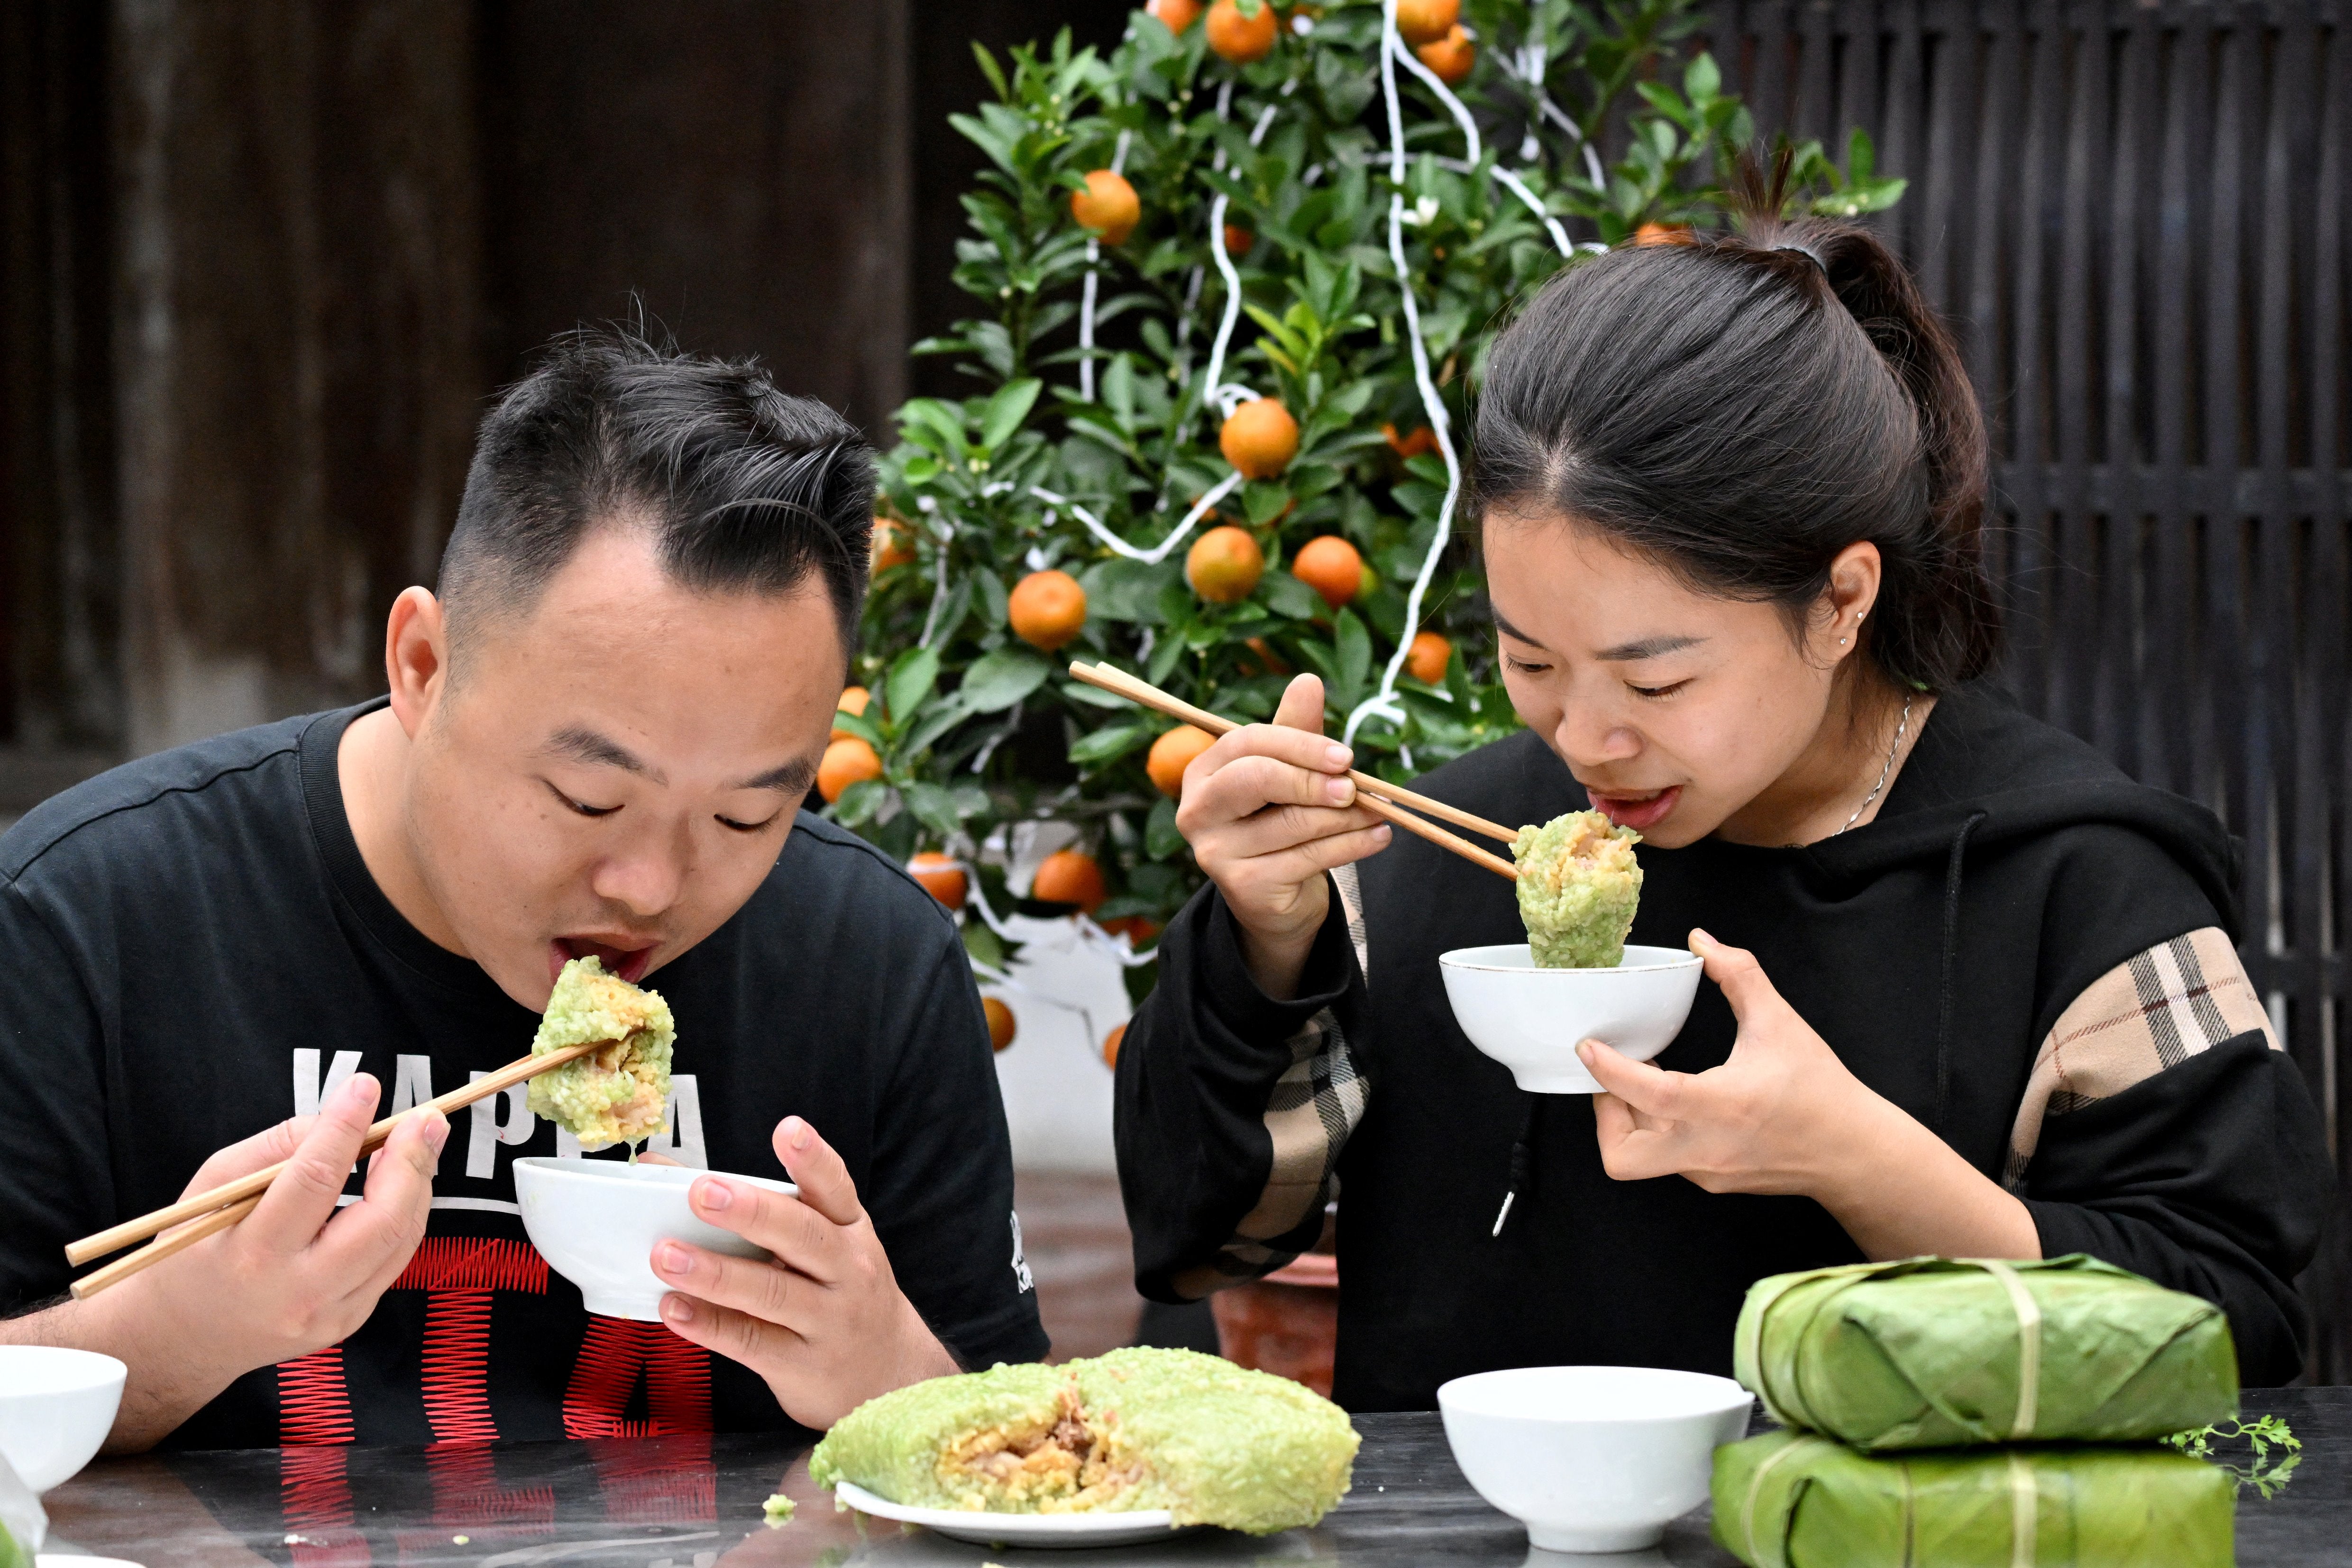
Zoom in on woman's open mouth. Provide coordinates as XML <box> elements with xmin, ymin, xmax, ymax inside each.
<box><xmin>549</xmin><ymin>936</ymin><xmax>657</xmax><ymax>985</ymax></box>
<box><xmin>1584</xmin><ymin>785</ymin><xmax>1683</xmax><ymax>832</ymax></box>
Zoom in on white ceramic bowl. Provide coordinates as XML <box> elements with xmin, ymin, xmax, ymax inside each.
<box><xmin>513</xmin><ymin>1158</ymin><xmax>797</xmax><ymax>1321</ymax></box>
<box><xmin>0</xmin><ymin>1346</ymin><xmax>126</xmax><ymax>1494</ymax></box>
<box><xmin>1438</xmin><ymin>1365</ymin><xmax>1751</xmax><ymax>1554</ymax></box>
<box><xmin>1439</xmin><ymin>945</ymin><xmax>1703</xmax><ymax>1094</ymax></box>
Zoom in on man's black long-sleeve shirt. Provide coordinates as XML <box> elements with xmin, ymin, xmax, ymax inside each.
<box><xmin>0</xmin><ymin>702</ymin><xmax>1046</xmax><ymax>1448</ymax></box>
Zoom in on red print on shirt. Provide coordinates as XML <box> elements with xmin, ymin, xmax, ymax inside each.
<box><xmin>274</xmin><ymin>1236</ymin><xmax>552</xmax><ymax>1448</ymax></box>
<box><xmin>396</xmin><ymin>1237</ymin><xmax>550</xmax><ymax>1444</ymax></box>
<box><xmin>562</xmin><ymin>1315</ymin><xmax>712</xmax><ymax>1439</ymax></box>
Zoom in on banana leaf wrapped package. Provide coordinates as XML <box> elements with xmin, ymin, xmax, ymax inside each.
<box><xmin>1735</xmin><ymin>1256</ymin><xmax>2236</xmax><ymax>1450</ymax></box>
<box><xmin>1712</xmin><ymin>1430</ymin><xmax>2233</xmax><ymax>1568</ymax></box>
<box><xmin>809</xmin><ymin>1347</ymin><xmax>1358</xmax><ymax>1534</ymax></box>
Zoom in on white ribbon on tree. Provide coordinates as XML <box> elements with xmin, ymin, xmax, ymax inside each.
<box><xmin>1008</xmin><ymin>10</ymin><xmax>1591</xmax><ymax>744</ymax></box>
<box><xmin>960</xmin><ymin>855</ymin><xmax>1162</xmax><ymax>972</ymax></box>
<box><xmin>1031</xmin><ymin>475</ymin><xmax>1244</xmax><ymax>566</ymax></box>
<box><xmin>1044</xmin><ymin>89</ymin><xmax>1289</xmax><ymax>583</ymax></box>
<box><xmin>1500</xmin><ymin>33</ymin><xmax>1607</xmax><ymax>187</ymax></box>
<box><xmin>915</xmin><ymin>496</ymin><xmax>958</xmax><ymax>648</ymax></box>
<box><xmin>1077</xmin><ymin>130</ymin><xmax>1134</xmax><ymax>404</ymax></box>
<box><xmin>1343</xmin><ymin>3</ymin><xmax>1600</xmax><ymax>745</ymax></box>
<box><xmin>1394</xmin><ymin>23</ymin><xmax>1482</xmax><ymax>162</ymax></box>
<box><xmin>1344</xmin><ymin>0</ymin><xmax>1468</xmax><ymax>746</ymax></box>
<box><xmin>1196</xmin><ymin>103</ymin><xmax>1281</xmax><ymax>436</ymax></box>
<box><xmin>1196</xmin><ymin>192</ymin><xmax>1248</xmax><ymax>425</ymax></box>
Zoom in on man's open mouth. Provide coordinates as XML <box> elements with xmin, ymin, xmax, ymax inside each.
<box><xmin>1583</xmin><ymin>785</ymin><xmax>1683</xmax><ymax>832</ymax></box>
<box><xmin>550</xmin><ymin>936</ymin><xmax>657</xmax><ymax>985</ymax></box>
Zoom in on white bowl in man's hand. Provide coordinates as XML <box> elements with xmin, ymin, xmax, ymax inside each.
<box><xmin>513</xmin><ymin>1157</ymin><xmax>797</xmax><ymax>1321</ymax></box>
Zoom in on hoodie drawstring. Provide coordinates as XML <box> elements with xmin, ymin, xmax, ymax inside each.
<box><xmin>1933</xmin><ymin>811</ymin><xmax>1988</xmax><ymax>1136</ymax></box>
<box><xmin>1487</xmin><ymin>807</ymin><xmax>1987</xmax><ymax>1233</ymax></box>
<box><xmin>1493</xmin><ymin>1094</ymin><xmax>1540</xmax><ymax>1237</ymax></box>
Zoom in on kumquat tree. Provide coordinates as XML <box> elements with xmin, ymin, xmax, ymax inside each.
<box><xmin>825</xmin><ymin>0</ymin><xmax>1903</xmax><ymax>1005</ymax></box>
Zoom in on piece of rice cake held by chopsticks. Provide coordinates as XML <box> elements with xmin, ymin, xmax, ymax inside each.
<box><xmin>1511</xmin><ymin>809</ymin><xmax>1643</xmax><ymax>968</ymax></box>
<box><xmin>809</xmin><ymin>1347</ymin><xmax>1359</xmax><ymax>1534</ymax></box>
<box><xmin>527</xmin><ymin>955</ymin><xmax>674</xmax><ymax>1149</ymax></box>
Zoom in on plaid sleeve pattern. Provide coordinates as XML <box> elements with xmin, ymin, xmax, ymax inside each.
<box><xmin>1171</xmin><ymin>864</ymin><xmax>1373</xmax><ymax>1298</ymax></box>
<box><xmin>2003</xmin><ymin>927</ymin><xmax>2279</xmax><ymax>1189</ymax></box>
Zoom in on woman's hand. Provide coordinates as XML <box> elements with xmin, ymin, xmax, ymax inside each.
<box><xmin>1177</xmin><ymin>673</ymin><xmax>1391</xmax><ymax>999</ymax></box>
<box><xmin>1578</xmin><ymin>930</ymin><xmax>2041</xmax><ymax>1260</ymax></box>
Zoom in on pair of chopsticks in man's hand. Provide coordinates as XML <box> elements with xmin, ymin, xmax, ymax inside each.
<box><xmin>66</xmin><ymin>667</ymin><xmax>1511</xmax><ymax>1295</ymax></box>
<box><xmin>64</xmin><ymin>1041</ymin><xmax>600</xmax><ymax>1299</ymax></box>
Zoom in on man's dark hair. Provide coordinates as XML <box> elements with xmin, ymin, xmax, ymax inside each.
<box><xmin>439</xmin><ymin>326</ymin><xmax>875</xmax><ymax>663</ymax></box>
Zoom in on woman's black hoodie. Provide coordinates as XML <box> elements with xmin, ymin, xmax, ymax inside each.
<box><xmin>1115</xmin><ymin>686</ymin><xmax>2330</xmax><ymax>1405</ymax></box>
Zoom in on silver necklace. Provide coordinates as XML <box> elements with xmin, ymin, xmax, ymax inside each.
<box><xmin>1834</xmin><ymin>694</ymin><xmax>1913</xmax><ymax>836</ymax></box>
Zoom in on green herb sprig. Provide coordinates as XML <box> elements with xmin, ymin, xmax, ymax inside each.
<box><xmin>2164</xmin><ymin>1413</ymin><xmax>2303</xmax><ymax>1499</ymax></box>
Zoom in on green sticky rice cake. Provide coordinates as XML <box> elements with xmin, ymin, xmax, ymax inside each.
<box><xmin>526</xmin><ymin>956</ymin><xmax>674</xmax><ymax>1149</ymax></box>
<box><xmin>809</xmin><ymin>1347</ymin><xmax>1359</xmax><ymax>1534</ymax></box>
<box><xmin>1511</xmin><ymin>810</ymin><xmax>1643</xmax><ymax>967</ymax></box>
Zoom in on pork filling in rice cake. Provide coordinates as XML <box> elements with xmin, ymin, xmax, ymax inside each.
<box><xmin>527</xmin><ymin>955</ymin><xmax>674</xmax><ymax>1149</ymax></box>
<box><xmin>1511</xmin><ymin>809</ymin><xmax>1643</xmax><ymax>968</ymax></box>
<box><xmin>809</xmin><ymin>1347</ymin><xmax>1358</xmax><ymax>1534</ymax></box>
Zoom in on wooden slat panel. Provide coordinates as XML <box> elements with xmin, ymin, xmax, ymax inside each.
<box><xmin>2203</xmin><ymin>2</ymin><xmax>2255</xmax><ymax>880</ymax></box>
<box><xmin>1835</xmin><ymin>0</ymin><xmax>1884</xmax><ymax>174</ymax></box>
<box><xmin>2305</xmin><ymin>14</ymin><xmax>2350</xmax><ymax>1291</ymax></box>
<box><xmin>2149</xmin><ymin>6</ymin><xmax>2203</xmax><ymax>804</ymax></box>
<box><xmin>1708</xmin><ymin>0</ymin><xmax>2352</xmax><ymax>1376</ymax></box>
<box><xmin>1797</xmin><ymin>0</ymin><xmax>1838</xmax><ymax>142</ymax></box>
<box><xmin>2012</xmin><ymin>0</ymin><xmax>2064</xmax><ymax>725</ymax></box>
<box><xmin>1743</xmin><ymin>0</ymin><xmax>1794</xmax><ymax>156</ymax></box>
<box><xmin>1913</xmin><ymin>0</ymin><xmax>1974</xmax><ymax>314</ymax></box>
<box><xmin>2108</xmin><ymin>5</ymin><xmax>2160</xmax><ymax>782</ymax></box>
<box><xmin>1878</xmin><ymin>0</ymin><xmax>1928</xmax><ymax>259</ymax></box>
<box><xmin>2063</xmin><ymin>6</ymin><xmax>2119</xmax><ymax>759</ymax></box>
<box><xmin>2257</xmin><ymin>0</ymin><xmax>2313</xmax><ymax>1097</ymax></box>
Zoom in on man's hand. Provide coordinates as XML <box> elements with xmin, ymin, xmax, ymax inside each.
<box><xmin>652</xmin><ymin>1116</ymin><xmax>957</xmax><ymax>1429</ymax></box>
<box><xmin>1578</xmin><ymin>929</ymin><xmax>2040</xmax><ymax>1260</ymax></box>
<box><xmin>15</xmin><ymin>1071</ymin><xmax>447</xmax><ymax>1451</ymax></box>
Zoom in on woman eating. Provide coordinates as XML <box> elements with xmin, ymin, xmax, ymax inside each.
<box><xmin>1114</xmin><ymin>216</ymin><xmax>2329</xmax><ymax>1406</ymax></box>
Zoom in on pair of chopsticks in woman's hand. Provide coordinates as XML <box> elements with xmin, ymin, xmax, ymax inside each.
<box><xmin>63</xmin><ymin>1041</ymin><xmax>602</xmax><ymax>1299</ymax></box>
<box><xmin>1066</xmin><ymin>662</ymin><xmax>1521</xmax><ymax>880</ymax></box>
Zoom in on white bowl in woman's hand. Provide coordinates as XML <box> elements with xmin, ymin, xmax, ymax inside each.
<box><xmin>1439</xmin><ymin>944</ymin><xmax>1702</xmax><ymax>1093</ymax></box>
<box><xmin>513</xmin><ymin>1157</ymin><xmax>798</xmax><ymax>1321</ymax></box>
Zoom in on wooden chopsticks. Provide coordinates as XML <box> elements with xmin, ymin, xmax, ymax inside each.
<box><xmin>1067</xmin><ymin>661</ymin><xmax>1521</xmax><ymax>882</ymax></box>
<box><xmin>64</xmin><ymin>1040</ymin><xmax>602</xmax><ymax>1300</ymax></box>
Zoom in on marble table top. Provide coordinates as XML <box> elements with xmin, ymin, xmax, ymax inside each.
<box><xmin>39</xmin><ymin>1387</ymin><xmax>2350</xmax><ymax>1566</ymax></box>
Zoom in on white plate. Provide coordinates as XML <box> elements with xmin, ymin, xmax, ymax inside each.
<box><xmin>833</xmin><ymin>1480</ymin><xmax>1191</xmax><ymax>1549</ymax></box>
<box><xmin>38</xmin><ymin>1556</ymin><xmax>146</xmax><ymax>1567</ymax></box>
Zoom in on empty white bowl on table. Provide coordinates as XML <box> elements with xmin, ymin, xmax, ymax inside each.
<box><xmin>0</xmin><ymin>1346</ymin><xmax>126</xmax><ymax>1495</ymax></box>
<box><xmin>513</xmin><ymin>1158</ymin><xmax>797</xmax><ymax>1322</ymax></box>
<box><xmin>1439</xmin><ymin>945</ymin><xmax>1703</xmax><ymax>1094</ymax></box>
<box><xmin>1438</xmin><ymin>1365</ymin><xmax>1751</xmax><ymax>1554</ymax></box>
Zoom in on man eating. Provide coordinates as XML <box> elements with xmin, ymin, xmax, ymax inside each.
<box><xmin>0</xmin><ymin>328</ymin><xmax>1044</xmax><ymax>1448</ymax></box>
